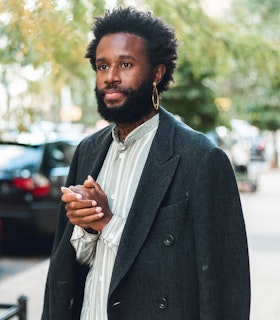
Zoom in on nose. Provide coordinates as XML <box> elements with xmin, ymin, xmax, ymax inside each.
<box><xmin>105</xmin><ymin>65</ymin><xmax>121</xmax><ymax>84</ymax></box>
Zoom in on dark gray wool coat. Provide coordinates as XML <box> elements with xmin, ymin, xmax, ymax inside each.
<box><xmin>42</xmin><ymin>107</ymin><xmax>250</xmax><ymax>320</ymax></box>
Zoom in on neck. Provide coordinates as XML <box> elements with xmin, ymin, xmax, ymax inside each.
<box><xmin>116</xmin><ymin>109</ymin><xmax>158</xmax><ymax>141</ymax></box>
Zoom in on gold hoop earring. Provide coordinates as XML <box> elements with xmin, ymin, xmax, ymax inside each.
<box><xmin>152</xmin><ymin>82</ymin><xmax>159</xmax><ymax>110</ymax></box>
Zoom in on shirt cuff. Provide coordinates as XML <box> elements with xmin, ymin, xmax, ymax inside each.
<box><xmin>70</xmin><ymin>225</ymin><xmax>100</xmax><ymax>265</ymax></box>
<box><xmin>71</xmin><ymin>225</ymin><xmax>100</xmax><ymax>242</ymax></box>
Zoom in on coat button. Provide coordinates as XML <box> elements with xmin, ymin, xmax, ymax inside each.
<box><xmin>112</xmin><ymin>301</ymin><xmax>121</xmax><ymax>307</ymax></box>
<box><xmin>164</xmin><ymin>234</ymin><xmax>174</xmax><ymax>246</ymax></box>
<box><xmin>159</xmin><ymin>297</ymin><xmax>168</xmax><ymax>309</ymax></box>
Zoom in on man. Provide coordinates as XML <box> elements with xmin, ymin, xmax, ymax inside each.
<box><xmin>42</xmin><ymin>7</ymin><xmax>250</xmax><ymax>320</ymax></box>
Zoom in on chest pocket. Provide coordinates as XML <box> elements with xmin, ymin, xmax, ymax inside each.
<box><xmin>157</xmin><ymin>194</ymin><xmax>190</xmax><ymax>223</ymax></box>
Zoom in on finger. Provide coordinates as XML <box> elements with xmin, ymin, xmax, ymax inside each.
<box><xmin>61</xmin><ymin>186</ymin><xmax>82</xmax><ymax>200</ymax></box>
<box><xmin>66</xmin><ymin>199</ymin><xmax>96</xmax><ymax>210</ymax></box>
<box><xmin>66</xmin><ymin>206</ymin><xmax>95</xmax><ymax>218</ymax></box>
<box><xmin>61</xmin><ymin>186</ymin><xmax>74</xmax><ymax>194</ymax></box>
<box><xmin>90</xmin><ymin>179</ymin><xmax>102</xmax><ymax>191</ymax></box>
<box><xmin>95</xmin><ymin>206</ymin><xmax>103</xmax><ymax>213</ymax></box>
<box><xmin>61</xmin><ymin>192</ymin><xmax>82</xmax><ymax>203</ymax></box>
<box><xmin>67</xmin><ymin>209</ymin><xmax>104</xmax><ymax>223</ymax></box>
<box><xmin>84</xmin><ymin>175</ymin><xmax>95</xmax><ymax>188</ymax></box>
<box><xmin>68</xmin><ymin>185</ymin><xmax>84</xmax><ymax>193</ymax></box>
<box><xmin>83</xmin><ymin>211</ymin><xmax>104</xmax><ymax>221</ymax></box>
<box><xmin>81</xmin><ymin>213</ymin><xmax>104</xmax><ymax>224</ymax></box>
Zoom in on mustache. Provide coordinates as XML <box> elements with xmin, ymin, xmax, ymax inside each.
<box><xmin>104</xmin><ymin>83</ymin><xmax>121</xmax><ymax>90</ymax></box>
<box><xmin>96</xmin><ymin>84</ymin><xmax>131</xmax><ymax>95</ymax></box>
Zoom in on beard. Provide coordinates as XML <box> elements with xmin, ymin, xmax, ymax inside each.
<box><xmin>95</xmin><ymin>77</ymin><xmax>154</xmax><ymax>124</ymax></box>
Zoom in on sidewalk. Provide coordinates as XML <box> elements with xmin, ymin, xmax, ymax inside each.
<box><xmin>0</xmin><ymin>259</ymin><xmax>49</xmax><ymax>319</ymax></box>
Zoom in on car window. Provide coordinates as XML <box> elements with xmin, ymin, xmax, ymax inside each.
<box><xmin>43</xmin><ymin>141</ymin><xmax>78</xmax><ymax>170</ymax></box>
<box><xmin>0</xmin><ymin>144</ymin><xmax>42</xmax><ymax>172</ymax></box>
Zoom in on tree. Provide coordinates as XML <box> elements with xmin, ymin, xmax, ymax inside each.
<box><xmin>224</xmin><ymin>0</ymin><xmax>280</xmax><ymax>117</ymax></box>
<box><xmin>161</xmin><ymin>63</ymin><xmax>218</xmax><ymax>132</ymax></box>
<box><xmin>148</xmin><ymin>0</ymin><xmax>280</xmax><ymax>132</ymax></box>
<box><xmin>228</xmin><ymin>0</ymin><xmax>280</xmax><ymax>166</ymax></box>
<box><xmin>0</xmin><ymin>0</ymin><xmax>105</xmax><ymax>127</ymax></box>
<box><xmin>0</xmin><ymin>0</ymin><xmax>280</xmax><ymax>134</ymax></box>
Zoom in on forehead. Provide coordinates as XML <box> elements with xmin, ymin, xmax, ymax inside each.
<box><xmin>96</xmin><ymin>33</ymin><xmax>148</xmax><ymax>60</ymax></box>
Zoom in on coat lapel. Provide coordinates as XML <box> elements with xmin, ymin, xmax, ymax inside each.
<box><xmin>109</xmin><ymin>109</ymin><xmax>180</xmax><ymax>296</ymax></box>
<box><xmin>80</xmin><ymin>125</ymin><xmax>113</xmax><ymax>181</ymax></box>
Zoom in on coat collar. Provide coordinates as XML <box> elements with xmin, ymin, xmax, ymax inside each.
<box><xmin>109</xmin><ymin>107</ymin><xmax>180</xmax><ymax>296</ymax></box>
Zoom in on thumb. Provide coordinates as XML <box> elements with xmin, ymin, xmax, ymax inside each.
<box><xmin>87</xmin><ymin>175</ymin><xmax>94</xmax><ymax>181</ymax></box>
<box><xmin>84</xmin><ymin>175</ymin><xmax>95</xmax><ymax>187</ymax></box>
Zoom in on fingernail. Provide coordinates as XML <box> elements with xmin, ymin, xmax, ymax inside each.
<box><xmin>87</xmin><ymin>175</ymin><xmax>93</xmax><ymax>181</ymax></box>
<box><xmin>61</xmin><ymin>186</ymin><xmax>72</xmax><ymax>193</ymax></box>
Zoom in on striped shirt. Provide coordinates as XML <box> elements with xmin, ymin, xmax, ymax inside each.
<box><xmin>70</xmin><ymin>114</ymin><xmax>159</xmax><ymax>319</ymax></box>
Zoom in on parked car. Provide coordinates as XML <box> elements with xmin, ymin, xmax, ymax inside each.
<box><xmin>0</xmin><ymin>135</ymin><xmax>82</xmax><ymax>239</ymax></box>
<box><xmin>244</xmin><ymin>135</ymin><xmax>266</xmax><ymax>161</ymax></box>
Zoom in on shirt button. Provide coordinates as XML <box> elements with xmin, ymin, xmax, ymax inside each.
<box><xmin>111</xmin><ymin>194</ymin><xmax>115</xmax><ymax>199</ymax></box>
<box><xmin>164</xmin><ymin>234</ymin><xmax>175</xmax><ymax>246</ymax></box>
<box><xmin>108</xmin><ymin>233</ymin><xmax>115</xmax><ymax>240</ymax></box>
<box><xmin>159</xmin><ymin>297</ymin><xmax>168</xmax><ymax>309</ymax></box>
<box><xmin>118</xmin><ymin>144</ymin><xmax>125</xmax><ymax>151</ymax></box>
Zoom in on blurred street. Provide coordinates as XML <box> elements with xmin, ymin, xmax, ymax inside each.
<box><xmin>241</xmin><ymin>168</ymin><xmax>280</xmax><ymax>320</ymax></box>
<box><xmin>0</xmin><ymin>167</ymin><xmax>279</xmax><ymax>319</ymax></box>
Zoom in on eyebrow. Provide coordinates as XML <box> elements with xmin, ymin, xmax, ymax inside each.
<box><xmin>96</xmin><ymin>55</ymin><xmax>137</xmax><ymax>63</ymax></box>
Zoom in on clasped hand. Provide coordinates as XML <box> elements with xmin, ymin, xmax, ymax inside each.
<box><xmin>61</xmin><ymin>175</ymin><xmax>113</xmax><ymax>231</ymax></box>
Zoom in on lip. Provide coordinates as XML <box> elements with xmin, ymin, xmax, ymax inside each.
<box><xmin>104</xmin><ymin>90</ymin><xmax>123</xmax><ymax>101</ymax></box>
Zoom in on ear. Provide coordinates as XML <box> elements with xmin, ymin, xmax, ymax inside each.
<box><xmin>153</xmin><ymin>64</ymin><xmax>166</xmax><ymax>85</ymax></box>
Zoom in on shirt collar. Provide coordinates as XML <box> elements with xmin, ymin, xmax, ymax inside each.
<box><xmin>112</xmin><ymin>114</ymin><xmax>159</xmax><ymax>149</ymax></box>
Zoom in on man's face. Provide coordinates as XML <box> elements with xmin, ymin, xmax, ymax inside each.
<box><xmin>95</xmin><ymin>33</ymin><xmax>154</xmax><ymax>123</ymax></box>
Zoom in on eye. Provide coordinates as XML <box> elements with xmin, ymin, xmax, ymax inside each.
<box><xmin>120</xmin><ymin>62</ymin><xmax>132</xmax><ymax>68</ymax></box>
<box><xmin>97</xmin><ymin>64</ymin><xmax>108</xmax><ymax>71</ymax></box>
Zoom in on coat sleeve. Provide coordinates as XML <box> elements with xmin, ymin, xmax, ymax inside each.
<box><xmin>50</xmin><ymin>143</ymin><xmax>81</xmax><ymax>255</ymax></box>
<box><xmin>41</xmin><ymin>144</ymin><xmax>81</xmax><ymax>320</ymax></box>
<box><xmin>192</xmin><ymin>147</ymin><xmax>250</xmax><ymax>320</ymax></box>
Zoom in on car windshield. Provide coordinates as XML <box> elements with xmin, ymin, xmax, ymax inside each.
<box><xmin>0</xmin><ymin>143</ymin><xmax>42</xmax><ymax>171</ymax></box>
